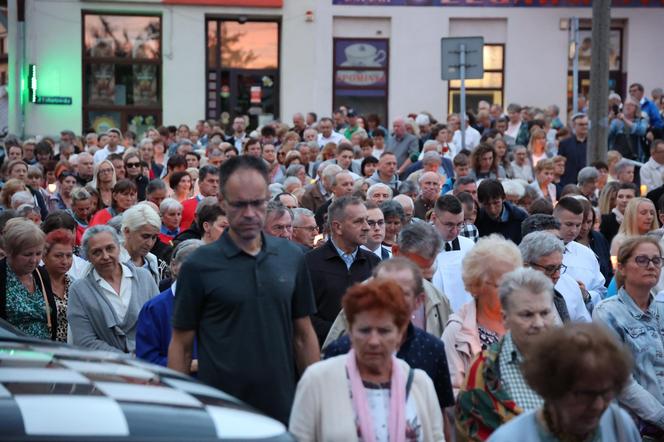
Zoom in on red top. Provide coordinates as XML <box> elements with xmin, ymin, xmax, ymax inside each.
<box><xmin>179</xmin><ymin>196</ymin><xmax>201</xmax><ymax>231</ymax></box>
<box><xmin>89</xmin><ymin>208</ymin><xmax>114</xmax><ymax>227</ymax></box>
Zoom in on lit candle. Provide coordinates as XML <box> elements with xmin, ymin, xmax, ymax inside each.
<box><xmin>641</xmin><ymin>184</ymin><xmax>648</xmax><ymax>196</ymax></box>
<box><xmin>47</xmin><ymin>183</ymin><xmax>57</xmax><ymax>193</ymax></box>
<box><xmin>610</xmin><ymin>255</ymin><xmax>618</xmax><ymax>269</ymax></box>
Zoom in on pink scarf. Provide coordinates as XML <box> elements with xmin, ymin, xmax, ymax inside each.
<box><xmin>346</xmin><ymin>349</ymin><xmax>407</xmax><ymax>442</ymax></box>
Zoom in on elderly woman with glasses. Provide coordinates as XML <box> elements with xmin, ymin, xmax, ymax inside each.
<box><xmin>487</xmin><ymin>323</ymin><xmax>640</xmax><ymax>442</ymax></box>
<box><xmin>289</xmin><ymin>279</ymin><xmax>444</xmax><ymax>441</ymax></box>
<box><xmin>0</xmin><ymin>218</ymin><xmax>57</xmax><ymax>340</ymax></box>
<box><xmin>593</xmin><ymin>236</ymin><xmax>664</xmax><ymax>439</ymax></box>
<box><xmin>68</xmin><ymin>225</ymin><xmax>158</xmax><ymax>353</ymax></box>
<box><xmin>442</xmin><ymin>234</ymin><xmax>523</xmax><ymax>395</ymax></box>
<box><xmin>520</xmin><ymin>231</ymin><xmax>591</xmax><ymax>323</ymax></box>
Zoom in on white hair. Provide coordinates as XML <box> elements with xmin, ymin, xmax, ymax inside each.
<box><xmin>367</xmin><ymin>183</ymin><xmax>393</xmax><ymax>199</ymax></box>
<box><xmin>159</xmin><ymin>197</ymin><xmax>183</xmax><ymax>215</ymax></box>
<box><xmin>11</xmin><ymin>191</ymin><xmax>34</xmax><ymax>209</ymax></box>
<box><xmin>122</xmin><ymin>203</ymin><xmax>162</xmax><ymax>233</ymax></box>
<box><xmin>502</xmin><ymin>179</ymin><xmax>526</xmax><ymax>198</ymax></box>
<box><xmin>393</xmin><ymin>194</ymin><xmax>414</xmax><ymax>209</ymax></box>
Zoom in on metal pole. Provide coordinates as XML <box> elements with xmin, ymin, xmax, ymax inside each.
<box><xmin>459</xmin><ymin>43</ymin><xmax>466</xmax><ymax>152</ymax></box>
<box><xmin>572</xmin><ymin>16</ymin><xmax>579</xmax><ymax>118</ymax></box>
<box><xmin>588</xmin><ymin>0</ymin><xmax>611</xmax><ymax>163</ymax></box>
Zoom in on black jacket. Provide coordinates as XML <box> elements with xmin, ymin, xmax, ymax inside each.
<box><xmin>599</xmin><ymin>212</ymin><xmax>620</xmax><ymax>246</ymax></box>
<box><xmin>589</xmin><ymin>230</ymin><xmax>613</xmax><ymax>286</ymax></box>
<box><xmin>0</xmin><ymin>259</ymin><xmax>57</xmax><ymax>341</ymax></box>
<box><xmin>305</xmin><ymin>240</ymin><xmax>380</xmax><ymax>345</ymax></box>
<box><xmin>475</xmin><ymin>201</ymin><xmax>528</xmax><ymax>244</ymax></box>
<box><xmin>28</xmin><ymin>186</ymin><xmax>49</xmax><ymax>220</ymax></box>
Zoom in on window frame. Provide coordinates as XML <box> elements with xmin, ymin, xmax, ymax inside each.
<box><xmin>447</xmin><ymin>43</ymin><xmax>505</xmax><ymax>114</ymax></box>
<box><xmin>81</xmin><ymin>10</ymin><xmax>163</xmax><ymax>134</ymax></box>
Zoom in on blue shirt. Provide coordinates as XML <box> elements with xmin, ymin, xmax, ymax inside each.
<box><xmin>331</xmin><ymin>239</ymin><xmax>358</xmax><ymax>270</ymax></box>
<box><xmin>324</xmin><ymin>323</ymin><xmax>455</xmax><ymax>409</ymax></box>
<box><xmin>136</xmin><ymin>285</ymin><xmax>197</xmax><ymax>367</ymax></box>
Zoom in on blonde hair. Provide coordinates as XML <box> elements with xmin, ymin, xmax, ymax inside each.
<box><xmin>2</xmin><ymin>217</ymin><xmax>45</xmax><ymax>257</ymax></box>
<box><xmin>0</xmin><ymin>179</ymin><xmax>27</xmax><ymax>208</ymax></box>
<box><xmin>619</xmin><ymin>197</ymin><xmax>658</xmax><ymax>236</ymax></box>
<box><xmin>615</xmin><ymin>236</ymin><xmax>662</xmax><ymax>288</ymax></box>
<box><xmin>535</xmin><ymin>158</ymin><xmax>554</xmax><ymax>173</ymax></box>
<box><xmin>462</xmin><ymin>234</ymin><xmax>523</xmax><ymax>293</ymax></box>
<box><xmin>598</xmin><ymin>181</ymin><xmax>621</xmax><ymax>215</ymax></box>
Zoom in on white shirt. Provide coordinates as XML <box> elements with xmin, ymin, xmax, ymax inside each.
<box><xmin>640</xmin><ymin>157</ymin><xmax>664</xmax><ymax>191</ymax></box>
<box><xmin>361</xmin><ymin>244</ymin><xmax>392</xmax><ymax>261</ymax></box>
<box><xmin>372</xmin><ymin>147</ymin><xmax>385</xmax><ymax>159</ymax></box>
<box><xmin>93</xmin><ymin>144</ymin><xmax>125</xmax><ymax>164</ymax></box>
<box><xmin>562</xmin><ymin>241</ymin><xmax>606</xmax><ymax>305</ymax></box>
<box><xmin>555</xmin><ymin>273</ymin><xmax>591</xmax><ymax>323</ymax></box>
<box><xmin>451</xmin><ymin>126</ymin><xmax>481</xmax><ymax>154</ymax></box>
<box><xmin>93</xmin><ymin>263</ymin><xmax>133</xmax><ymax>322</ymax></box>
<box><xmin>317</xmin><ymin>131</ymin><xmax>345</xmax><ymax>148</ymax></box>
<box><xmin>432</xmin><ymin>235</ymin><xmax>475</xmax><ymax>312</ymax></box>
<box><xmin>505</xmin><ymin>121</ymin><xmax>522</xmax><ymax>140</ymax></box>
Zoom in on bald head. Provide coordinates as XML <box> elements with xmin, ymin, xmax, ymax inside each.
<box><xmin>419</xmin><ymin>171</ymin><xmax>442</xmax><ymax>202</ymax></box>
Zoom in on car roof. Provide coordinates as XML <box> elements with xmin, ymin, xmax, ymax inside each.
<box><xmin>0</xmin><ymin>322</ymin><xmax>292</xmax><ymax>441</ymax></box>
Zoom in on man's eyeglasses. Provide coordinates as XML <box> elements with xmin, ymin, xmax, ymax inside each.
<box><xmin>530</xmin><ymin>262</ymin><xmax>567</xmax><ymax>276</ymax></box>
<box><xmin>293</xmin><ymin>225</ymin><xmax>318</xmax><ymax>232</ymax></box>
<box><xmin>633</xmin><ymin>255</ymin><xmax>664</xmax><ymax>268</ymax></box>
<box><xmin>367</xmin><ymin>220</ymin><xmax>385</xmax><ymax>228</ymax></box>
<box><xmin>126</xmin><ymin>162</ymin><xmax>141</xmax><ymax>168</ymax></box>
<box><xmin>271</xmin><ymin>224</ymin><xmax>292</xmax><ymax>233</ymax></box>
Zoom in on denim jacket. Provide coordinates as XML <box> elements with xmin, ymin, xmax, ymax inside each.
<box><xmin>593</xmin><ymin>288</ymin><xmax>664</xmax><ymax>429</ymax></box>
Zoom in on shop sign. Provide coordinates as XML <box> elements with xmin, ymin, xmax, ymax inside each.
<box><xmin>333</xmin><ymin>0</ymin><xmax>663</xmax><ymax>6</ymax></box>
<box><xmin>36</xmin><ymin>96</ymin><xmax>72</xmax><ymax>105</ymax></box>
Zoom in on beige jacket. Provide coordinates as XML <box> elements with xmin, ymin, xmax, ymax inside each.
<box><xmin>289</xmin><ymin>355</ymin><xmax>445</xmax><ymax>442</ymax></box>
<box><xmin>321</xmin><ymin>278</ymin><xmax>453</xmax><ymax>350</ymax></box>
<box><xmin>440</xmin><ymin>300</ymin><xmax>482</xmax><ymax>396</ymax></box>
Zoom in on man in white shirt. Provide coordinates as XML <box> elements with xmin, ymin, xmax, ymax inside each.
<box><xmin>554</xmin><ymin>197</ymin><xmax>606</xmax><ymax>306</ymax></box>
<box><xmin>640</xmin><ymin>139</ymin><xmax>664</xmax><ymax>191</ymax></box>
<box><xmin>361</xmin><ymin>201</ymin><xmax>391</xmax><ymax>260</ymax></box>
<box><xmin>316</xmin><ymin>117</ymin><xmax>345</xmax><ymax>147</ymax></box>
<box><xmin>93</xmin><ymin>128</ymin><xmax>125</xmax><ymax>164</ymax></box>
<box><xmin>451</xmin><ymin>124</ymin><xmax>481</xmax><ymax>154</ymax></box>
<box><xmin>431</xmin><ymin>194</ymin><xmax>475</xmax><ymax>311</ymax></box>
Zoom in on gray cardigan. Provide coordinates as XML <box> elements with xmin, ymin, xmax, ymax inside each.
<box><xmin>67</xmin><ymin>263</ymin><xmax>158</xmax><ymax>353</ymax></box>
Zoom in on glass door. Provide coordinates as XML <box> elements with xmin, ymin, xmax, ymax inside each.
<box><xmin>206</xmin><ymin>19</ymin><xmax>279</xmax><ymax>130</ymax></box>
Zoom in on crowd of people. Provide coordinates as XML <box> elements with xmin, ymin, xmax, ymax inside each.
<box><xmin>2</xmin><ymin>82</ymin><xmax>664</xmax><ymax>441</ymax></box>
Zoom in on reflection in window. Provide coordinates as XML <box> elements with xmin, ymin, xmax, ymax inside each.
<box><xmin>84</xmin><ymin>15</ymin><xmax>160</xmax><ymax>59</ymax></box>
<box><xmin>448</xmin><ymin>44</ymin><xmax>505</xmax><ymax>114</ymax></box>
<box><xmin>220</xmin><ymin>22</ymin><xmax>278</xmax><ymax>69</ymax></box>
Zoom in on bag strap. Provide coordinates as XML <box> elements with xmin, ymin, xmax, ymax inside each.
<box><xmin>405</xmin><ymin>368</ymin><xmax>414</xmax><ymax>398</ymax></box>
<box><xmin>34</xmin><ymin>269</ymin><xmax>52</xmax><ymax>333</ymax></box>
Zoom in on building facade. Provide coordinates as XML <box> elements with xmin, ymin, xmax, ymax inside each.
<box><xmin>7</xmin><ymin>0</ymin><xmax>664</xmax><ymax>138</ymax></box>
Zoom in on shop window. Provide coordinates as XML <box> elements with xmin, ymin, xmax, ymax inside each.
<box><xmin>83</xmin><ymin>13</ymin><xmax>162</xmax><ymax>137</ymax></box>
<box><xmin>206</xmin><ymin>19</ymin><xmax>280</xmax><ymax>129</ymax></box>
<box><xmin>448</xmin><ymin>44</ymin><xmax>504</xmax><ymax>114</ymax></box>
<box><xmin>333</xmin><ymin>38</ymin><xmax>389</xmax><ymax>126</ymax></box>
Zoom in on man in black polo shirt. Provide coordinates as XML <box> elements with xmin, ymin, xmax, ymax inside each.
<box><xmin>306</xmin><ymin>196</ymin><xmax>380</xmax><ymax>345</ymax></box>
<box><xmin>168</xmin><ymin>156</ymin><xmax>319</xmax><ymax>424</ymax></box>
<box><xmin>476</xmin><ymin>178</ymin><xmax>528</xmax><ymax>244</ymax></box>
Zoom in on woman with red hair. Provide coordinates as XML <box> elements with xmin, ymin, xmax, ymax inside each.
<box><xmin>289</xmin><ymin>279</ymin><xmax>444</xmax><ymax>441</ymax></box>
<box><xmin>43</xmin><ymin>229</ymin><xmax>75</xmax><ymax>342</ymax></box>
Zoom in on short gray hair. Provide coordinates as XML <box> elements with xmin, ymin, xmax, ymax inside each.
<box><xmin>367</xmin><ymin>183</ymin><xmax>393</xmax><ymax>199</ymax></box>
<box><xmin>10</xmin><ymin>191</ymin><xmax>34</xmax><ymax>209</ymax></box>
<box><xmin>138</xmin><ymin>138</ymin><xmax>153</xmax><ymax>149</ymax></box>
<box><xmin>81</xmin><ymin>225</ymin><xmax>121</xmax><ymax>260</ymax></box>
<box><xmin>422</xmin><ymin>140</ymin><xmax>440</xmax><ymax>154</ymax></box>
<box><xmin>519</xmin><ymin>231</ymin><xmax>565</xmax><ymax>264</ymax></box>
<box><xmin>422</xmin><ymin>151</ymin><xmax>442</xmax><ymax>166</ymax></box>
<box><xmin>331</xmin><ymin>171</ymin><xmax>353</xmax><ymax>188</ymax></box>
<box><xmin>292</xmin><ymin>207</ymin><xmax>314</xmax><ymax>225</ymax></box>
<box><xmin>577</xmin><ymin>166</ymin><xmax>599</xmax><ymax>185</ymax></box>
<box><xmin>172</xmin><ymin>239</ymin><xmax>204</xmax><ymax>265</ymax></box>
<box><xmin>499</xmin><ymin>267</ymin><xmax>553</xmax><ymax>311</ymax></box>
<box><xmin>71</xmin><ymin>187</ymin><xmax>91</xmax><ymax>204</ymax></box>
<box><xmin>282</xmin><ymin>176</ymin><xmax>302</xmax><ymax>190</ymax></box>
<box><xmin>397</xmin><ymin>221</ymin><xmax>442</xmax><ymax>260</ymax></box>
<box><xmin>614</xmin><ymin>159</ymin><xmax>634</xmax><ymax>175</ymax></box>
<box><xmin>266</xmin><ymin>200</ymin><xmax>293</xmax><ymax>221</ymax></box>
<box><xmin>321</xmin><ymin>163</ymin><xmax>342</xmax><ymax>183</ymax></box>
<box><xmin>160</xmin><ymin>198</ymin><xmax>183</xmax><ymax>215</ymax></box>
<box><xmin>285</xmin><ymin>164</ymin><xmax>305</xmax><ymax>177</ymax></box>
<box><xmin>398</xmin><ymin>180</ymin><xmax>419</xmax><ymax>196</ymax></box>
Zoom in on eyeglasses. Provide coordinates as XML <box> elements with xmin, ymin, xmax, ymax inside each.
<box><xmin>530</xmin><ymin>262</ymin><xmax>567</xmax><ymax>276</ymax></box>
<box><xmin>293</xmin><ymin>225</ymin><xmax>318</xmax><ymax>232</ymax></box>
<box><xmin>367</xmin><ymin>220</ymin><xmax>385</xmax><ymax>228</ymax></box>
<box><xmin>99</xmin><ymin>168</ymin><xmax>114</xmax><ymax>174</ymax></box>
<box><xmin>271</xmin><ymin>224</ymin><xmax>292</xmax><ymax>233</ymax></box>
<box><xmin>441</xmin><ymin>222</ymin><xmax>465</xmax><ymax>230</ymax></box>
<box><xmin>126</xmin><ymin>162</ymin><xmax>141</xmax><ymax>168</ymax></box>
<box><xmin>633</xmin><ymin>255</ymin><xmax>664</xmax><ymax>268</ymax></box>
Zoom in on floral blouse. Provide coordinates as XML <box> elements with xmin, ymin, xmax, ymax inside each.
<box><xmin>53</xmin><ymin>275</ymin><xmax>71</xmax><ymax>343</ymax></box>
<box><xmin>6</xmin><ymin>266</ymin><xmax>49</xmax><ymax>340</ymax></box>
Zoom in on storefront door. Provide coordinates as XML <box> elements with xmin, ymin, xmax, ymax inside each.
<box><xmin>206</xmin><ymin>19</ymin><xmax>279</xmax><ymax>130</ymax></box>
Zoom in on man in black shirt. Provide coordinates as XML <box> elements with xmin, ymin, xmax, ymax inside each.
<box><xmin>169</xmin><ymin>156</ymin><xmax>319</xmax><ymax>424</ymax></box>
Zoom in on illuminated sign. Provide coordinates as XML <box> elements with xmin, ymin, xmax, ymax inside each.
<box><xmin>28</xmin><ymin>64</ymin><xmax>37</xmax><ymax>103</ymax></box>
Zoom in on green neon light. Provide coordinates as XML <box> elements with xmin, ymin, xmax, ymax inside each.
<box><xmin>28</xmin><ymin>64</ymin><xmax>37</xmax><ymax>103</ymax></box>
